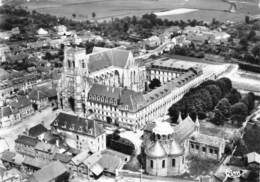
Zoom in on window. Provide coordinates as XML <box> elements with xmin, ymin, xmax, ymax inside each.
<box><xmin>82</xmin><ymin>60</ymin><xmax>85</xmax><ymax>68</ymax></box>
<box><xmin>214</xmin><ymin>150</ymin><xmax>218</xmax><ymax>155</ymax></box>
<box><xmin>76</xmin><ymin>135</ymin><xmax>79</xmax><ymax>140</ymax></box>
<box><xmin>72</xmin><ymin>61</ymin><xmax>75</xmax><ymax>68</ymax></box>
<box><xmin>162</xmin><ymin>160</ymin><xmax>165</xmax><ymax>168</ymax></box>
<box><xmin>172</xmin><ymin>159</ymin><xmax>175</xmax><ymax>167</ymax></box>
<box><xmin>68</xmin><ymin>60</ymin><xmax>71</xmax><ymax>68</ymax></box>
<box><xmin>202</xmin><ymin>147</ymin><xmax>206</xmax><ymax>152</ymax></box>
<box><xmin>210</xmin><ymin>149</ymin><xmax>213</xmax><ymax>154</ymax></box>
<box><xmin>150</xmin><ymin>160</ymin><xmax>153</xmax><ymax>168</ymax></box>
<box><xmin>196</xmin><ymin>145</ymin><xmax>199</xmax><ymax>150</ymax></box>
<box><xmin>191</xmin><ymin>143</ymin><xmax>194</xmax><ymax>149</ymax></box>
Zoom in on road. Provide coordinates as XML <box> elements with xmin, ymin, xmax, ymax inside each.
<box><xmin>0</xmin><ymin>107</ymin><xmax>59</xmax><ymax>151</ymax></box>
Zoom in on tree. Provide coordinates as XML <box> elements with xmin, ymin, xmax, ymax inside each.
<box><xmin>231</xmin><ymin>102</ymin><xmax>248</xmax><ymax>116</ymax></box>
<box><xmin>210</xmin><ymin>109</ymin><xmax>226</xmax><ymax>125</ymax></box>
<box><xmin>215</xmin><ymin>98</ymin><xmax>231</xmax><ymax>118</ymax></box>
<box><xmin>252</xmin><ymin>44</ymin><xmax>260</xmax><ymax>57</ymax></box>
<box><xmin>225</xmin><ymin>88</ymin><xmax>241</xmax><ymax>105</ymax></box>
<box><xmin>248</xmin><ymin>30</ymin><xmax>256</xmax><ymax>41</ymax></box>
<box><xmin>245</xmin><ymin>15</ymin><xmax>250</xmax><ymax>24</ymax></box>
<box><xmin>149</xmin><ymin>78</ymin><xmax>161</xmax><ymax>89</ymax></box>
<box><xmin>92</xmin><ymin>12</ymin><xmax>96</xmax><ymax>19</ymax></box>
<box><xmin>205</xmin><ymin>84</ymin><xmax>222</xmax><ymax>106</ymax></box>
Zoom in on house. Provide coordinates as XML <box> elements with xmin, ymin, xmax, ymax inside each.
<box><xmin>28</xmin><ymin>124</ymin><xmax>48</xmax><ymax>140</ymax></box>
<box><xmin>34</xmin><ymin>142</ymin><xmax>58</xmax><ymax>161</ymax></box>
<box><xmin>28</xmin><ymin>89</ymin><xmax>49</xmax><ymax>110</ymax></box>
<box><xmin>143</xmin><ymin>35</ymin><xmax>161</xmax><ymax>48</ymax></box>
<box><xmin>1</xmin><ymin>150</ymin><xmax>24</xmax><ymax>170</ymax></box>
<box><xmin>15</xmin><ymin>135</ymin><xmax>38</xmax><ymax>157</ymax></box>
<box><xmin>9</xmin><ymin>96</ymin><xmax>33</xmax><ymax>119</ymax></box>
<box><xmin>0</xmin><ymin>138</ymin><xmax>9</xmax><ymax>154</ymax></box>
<box><xmin>0</xmin><ymin>44</ymin><xmax>10</xmax><ymax>63</ymax></box>
<box><xmin>246</xmin><ymin>152</ymin><xmax>260</xmax><ymax>169</ymax></box>
<box><xmin>0</xmin><ymin>106</ymin><xmax>20</xmax><ymax>128</ymax></box>
<box><xmin>54</xmin><ymin>25</ymin><xmax>67</xmax><ymax>36</ymax></box>
<box><xmin>51</xmin><ymin>112</ymin><xmax>106</xmax><ymax>152</ymax></box>
<box><xmin>22</xmin><ymin>156</ymin><xmax>49</xmax><ymax>173</ymax></box>
<box><xmin>37</xmin><ymin>28</ymin><xmax>48</xmax><ymax>36</ymax></box>
<box><xmin>68</xmin><ymin>150</ymin><xmax>90</xmax><ymax>176</ymax></box>
<box><xmin>29</xmin><ymin>161</ymin><xmax>69</xmax><ymax>182</ymax></box>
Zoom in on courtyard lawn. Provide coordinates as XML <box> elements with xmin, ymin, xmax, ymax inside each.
<box><xmin>187</xmin><ymin>155</ymin><xmax>219</xmax><ymax>177</ymax></box>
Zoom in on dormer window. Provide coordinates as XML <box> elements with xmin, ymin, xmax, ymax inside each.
<box><xmin>62</xmin><ymin>122</ymin><xmax>66</xmax><ymax>129</ymax></box>
<box><xmin>93</xmin><ymin>95</ymin><xmax>96</xmax><ymax>100</ymax></box>
<box><xmin>105</xmin><ymin>97</ymin><xmax>109</xmax><ymax>103</ymax></box>
<box><xmin>125</xmin><ymin>105</ymin><xmax>129</xmax><ymax>110</ymax></box>
<box><xmin>88</xmin><ymin>95</ymin><xmax>92</xmax><ymax>100</ymax></box>
<box><xmin>53</xmin><ymin>121</ymin><xmax>58</xmax><ymax>126</ymax></box>
<box><xmin>101</xmin><ymin>96</ymin><xmax>104</xmax><ymax>102</ymax></box>
<box><xmin>78</xmin><ymin>126</ymin><xmax>83</xmax><ymax>132</ymax></box>
<box><xmin>97</xmin><ymin>96</ymin><xmax>100</xmax><ymax>101</ymax></box>
<box><xmin>70</xmin><ymin>124</ymin><xmax>75</xmax><ymax>130</ymax></box>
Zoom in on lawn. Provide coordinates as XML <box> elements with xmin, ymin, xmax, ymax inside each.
<box><xmin>187</xmin><ymin>155</ymin><xmax>219</xmax><ymax>177</ymax></box>
<box><xmin>21</xmin><ymin>0</ymin><xmax>260</xmax><ymax>22</ymax></box>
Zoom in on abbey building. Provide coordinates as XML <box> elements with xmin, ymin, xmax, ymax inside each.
<box><xmin>58</xmin><ymin>46</ymin><xmax>221</xmax><ymax>130</ymax></box>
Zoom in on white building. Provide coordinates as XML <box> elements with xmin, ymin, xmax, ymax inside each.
<box><xmin>51</xmin><ymin>112</ymin><xmax>106</xmax><ymax>153</ymax></box>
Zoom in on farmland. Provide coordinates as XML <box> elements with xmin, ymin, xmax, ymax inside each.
<box><xmin>20</xmin><ymin>0</ymin><xmax>260</xmax><ymax>22</ymax></box>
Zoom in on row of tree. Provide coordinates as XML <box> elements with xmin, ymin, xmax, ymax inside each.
<box><xmin>168</xmin><ymin>77</ymin><xmax>255</xmax><ymax>126</ymax></box>
<box><xmin>211</xmin><ymin>92</ymin><xmax>255</xmax><ymax>126</ymax></box>
<box><xmin>168</xmin><ymin>77</ymin><xmax>233</xmax><ymax>122</ymax></box>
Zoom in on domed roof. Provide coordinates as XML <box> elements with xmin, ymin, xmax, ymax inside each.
<box><xmin>169</xmin><ymin>139</ymin><xmax>184</xmax><ymax>156</ymax></box>
<box><xmin>152</xmin><ymin>121</ymin><xmax>174</xmax><ymax>136</ymax></box>
<box><xmin>145</xmin><ymin>141</ymin><xmax>167</xmax><ymax>158</ymax></box>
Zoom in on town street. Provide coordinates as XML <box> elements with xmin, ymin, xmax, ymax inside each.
<box><xmin>0</xmin><ymin>107</ymin><xmax>58</xmax><ymax>151</ymax></box>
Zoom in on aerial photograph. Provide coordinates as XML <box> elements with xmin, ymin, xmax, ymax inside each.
<box><xmin>0</xmin><ymin>0</ymin><xmax>260</xmax><ymax>181</ymax></box>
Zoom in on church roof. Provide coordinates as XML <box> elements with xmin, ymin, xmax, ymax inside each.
<box><xmin>119</xmin><ymin>89</ymin><xmax>145</xmax><ymax>112</ymax></box>
<box><xmin>88</xmin><ymin>84</ymin><xmax>122</xmax><ymax>101</ymax></box>
<box><xmin>168</xmin><ymin>139</ymin><xmax>184</xmax><ymax>156</ymax></box>
<box><xmin>88</xmin><ymin>48</ymin><xmax>131</xmax><ymax>73</ymax></box>
<box><xmin>145</xmin><ymin>141</ymin><xmax>167</xmax><ymax>158</ymax></box>
<box><xmin>175</xmin><ymin>115</ymin><xmax>196</xmax><ymax>143</ymax></box>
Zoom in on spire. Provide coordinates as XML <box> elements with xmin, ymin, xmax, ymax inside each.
<box><xmin>195</xmin><ymin>115</ymin><xmax>200</xmax><ymax>127</ymax></box>
<box><xmin>177</xmin><ymin>112</ymin><xmax>182</xmax><ymax>124</ymax></box>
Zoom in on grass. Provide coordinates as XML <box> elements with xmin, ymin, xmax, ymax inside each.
<box><xmin>21</xmin><ymin>0</ymin><xmax>260</xmax><ymax>22</ymax></box>
<box><xmin>187</xmin><ymin>155</ymin><xmax>219</xmax><ymax>177</ymax></box>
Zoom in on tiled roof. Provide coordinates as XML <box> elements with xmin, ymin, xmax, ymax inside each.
<box><xmin>88</xmin><ymin>84</ymin><xmax>121</xmax><ymax>102</ymax></box>
<box><xmin>145</xmin><ymin>141</ymin><xmax>167</xmax><ymax>158</ymax></box>
<box><xmin>0</xmin><ymin>106</ymin><xmax>12</xmax><ymax>118</ymax></box>
<box><xmin>28</xmin><ymin>90</ymin><xmax>48</xmax><ymax>101</ymax></box>
<box><xmin>10</xmin><ymin>96</ymin><xmax>32</xmax><ymax>109</ymax></box>
<box><xmin>71</xmin><ymin>150</ymin><xmax>90</xmax><ymax>166</ymax></box>
<box><xmin>51</xmin><ymin>112</ymin><xmax>105</xmax><ymax>138</ymax></box>
<box><xmin>175</xmin><ymin>116</ymin><xmax>196</xmax><ymax>143</ymax></box>
<box><xmin>118</xmin><ymin>89</ymin><xmax>145</xmax><ymax>112</ymax></box>
<box><xmin>98</xmin><ymin>152</ymin><xmax>122</xmax><ymax>174</ymax></box>
<box><xmin>190</xmin><ymin>133</ymin><xmax>225</xmax><ymax>148</ymax></box>
<box><xmin>30</xmin><ymin>161</ymin><xmax>67</xmax><ymax>182</ymax></box>
<box><xmin>15</xmin><ymin>135</ymin><xmax>38</xmax><ymax>147</ymax></box>
<box><xmin>34</xmin><ymin>142</ymin><xmax>57</xmax><ymax>153</ymax></box>
<box><xmin>1</xmin><ymin>150</ymin><xmax>16</xmax><ymax>162</ymax></box>
<box><xmin>53</xmin><ymin>153</ymin><xmax>73</xmax><ymax>164</ymax></box>
<box><xmin>28</xmin><ymin>124</ymin><xmax>48</xmax><ymax>137</ymax></box>
<box><xmin>22</xmin><ymin>156</ymin><xmax>48</xmax><ymax>169</ymax></box>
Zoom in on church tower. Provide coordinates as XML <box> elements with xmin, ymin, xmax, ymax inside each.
<box><xmin>58</xmin><ymin>46</ymin><xmax>89</xmax><ymax>115</ymax></box>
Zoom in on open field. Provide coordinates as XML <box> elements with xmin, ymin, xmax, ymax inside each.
<box><xmin>21</xmin><ymin>0</ymin><xmax>260</xmax><ymax>22</ymax></box>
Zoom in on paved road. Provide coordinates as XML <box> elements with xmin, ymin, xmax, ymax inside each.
<box><xmin>0</xmin><ymin>107</ymin><xmax>59</xmax><ymax>151</ymax></box>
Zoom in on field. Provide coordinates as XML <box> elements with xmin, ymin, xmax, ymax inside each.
<box><xmin>21</xmin><ymin>0</ymin><xmax>260</xmax><ymax>22</ymax></box>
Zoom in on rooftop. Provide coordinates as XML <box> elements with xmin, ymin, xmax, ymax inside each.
<box><xmin>28</xmin><ymin>124</ymin><xmax>48</xmax><ymax>137</ymax></box>
<box><xmin>30</xmin><ymin>161</ymin><xmax>67</xmax><ymax>182</ymax></box>
<box><xmin>51</xmin><ymin>112</ymin><xmax>105</xmax><ymax>138</ymax></box>
<box><xmin>15</xmin><ymin>135</ymin><xmax>38</xmax><ymax>147</ymax></box>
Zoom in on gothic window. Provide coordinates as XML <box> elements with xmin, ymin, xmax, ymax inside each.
<box><xmin>67</xmin><ymin>60</ymin><xmax>71</xmax><ymax>68</ymax></box>
<box><xmin>82</xmin><ymin>60</ymin><xmax>85</xmax><ymax>68</ymax></box>
<box><xmin>162</xmin><ymin>160</ymin><xmax>165</xmax><ymax>168</ymax></box>
<box><xmin>172</xmin><ymin>158</ymin><xmax>175</xmax><ymax>167</ymax></box>
<box><xmin>150</xmin><ymin>160</ymin><xmax>153</xmax><ymax>168</ymax></box>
